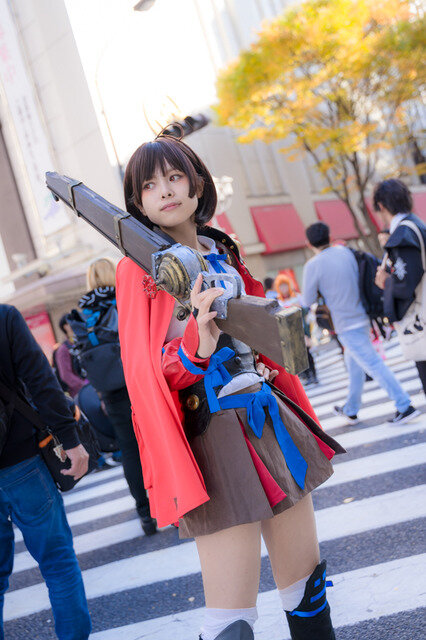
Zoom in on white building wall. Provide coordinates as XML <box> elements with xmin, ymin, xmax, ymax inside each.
<box><xmin>1</xmin><ymin>0</ymin><xmax>124</xmax><ymax>264</ymax></box>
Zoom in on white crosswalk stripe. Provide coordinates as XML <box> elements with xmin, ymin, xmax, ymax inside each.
<box><xmin>5</xmin><ymin>337</ymin><xmax>426</xmax><ymax>639</ymax></box>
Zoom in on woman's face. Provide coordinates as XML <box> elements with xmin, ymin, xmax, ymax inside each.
<box><xmin>140</xmin><ymin>161</ymin><xmax>201</xmax><ymax>230</ymax></box>
<box><xmin>279</xmin><ymin>283</ymin><xmax>290</xmax><ymax>298</ymax></box>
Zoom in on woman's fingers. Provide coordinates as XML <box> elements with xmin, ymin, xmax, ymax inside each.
<box><xmin>256</xmin><ymin>363</ymin><xmax>266</xmax><ymax>376</ymax></box>
<box><xmin>197</xmin><ymin>287</ymin><xmax>224</xmax><ymax>317</ymax></box>
<box><xmin>256</xmin><ymin>362</ymin><xmax>279</xmax><ymax>381</ymax></box>
<box><xmin>190</xmin><ymin>273</ymin><xmax>203</xmax><ymax>305</ymax></box>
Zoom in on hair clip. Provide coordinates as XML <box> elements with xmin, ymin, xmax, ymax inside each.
<box><xmin>155</xmin><ymin>123</ymin><xmax>184</xmax><ymax>142</ymax></box>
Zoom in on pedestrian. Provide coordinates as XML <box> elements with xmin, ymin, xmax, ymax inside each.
<box><xmin>74</xmin><ymin>258</ymin><xmax>156</xmax><ymax>536</ymax></box>
<box><xmin>0</xmin><ymin>304</ymin><xmax>91</xmax><ymax>640</ymax></box>
<box><xmin>263</xmin><ymin>277</ymin><xmax>277</xmax><ymax>299</ymax></box>
<box><xmin>53</xmin><ymin>314</ymin><xmax>88</xmax><ymax>398</ymax></box>
<box><xmin>275</xmin><ymin>275</ymin><xmax>318</xmax><ymax>385</ymax></box>
<box><xmin>373</xmin><ymin>178</ymin><xmax>426</xmax><ymax>395</ymax></box>
<box><xmin>116</xmin><ymin>132</ymin><xmax>345</xmax><ymax>640</ymax></box>
<box><xmin>302</xmin><ymin>221</ymin><xmax>419</xmax><ymax>424</ymax></box>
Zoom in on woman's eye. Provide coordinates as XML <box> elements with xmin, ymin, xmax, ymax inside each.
<box><xmin>170</xmin><ymin>174</ymin><xmax>182</xmax><ymax>182</ymax></box>
<box><xmin>143</xmin><ymin>182</ymin><xmax>154</xmax><ymax>190</ymax></box>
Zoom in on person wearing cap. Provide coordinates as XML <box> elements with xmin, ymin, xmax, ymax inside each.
<box><xmin>301</xmin><ymin>222</ymin><xmax>419</xmax><ymax>425</ymax></box>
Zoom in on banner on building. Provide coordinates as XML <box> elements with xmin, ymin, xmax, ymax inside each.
<box><xmin>0</xmin><ymin>0</ymin><xmax>70</xmax><ymax>236</ymax></box>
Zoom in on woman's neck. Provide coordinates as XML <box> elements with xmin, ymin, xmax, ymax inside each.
<box><xmin>160</xmin><ymin>220</ymin><xmax>204</xmax><ymax>252</ymax></box>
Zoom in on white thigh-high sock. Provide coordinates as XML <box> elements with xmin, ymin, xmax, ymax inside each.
<box><xmin>278</xmin><ymin>575</ymin><xmax>310</xmax><ymax>612</ymax></box>
<box><xmin>200</xmin><ymin>607</ymin><xmax>258</xmax><ymax>640</ymax></box>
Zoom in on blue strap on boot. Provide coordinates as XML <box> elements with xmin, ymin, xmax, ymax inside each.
<box><xmin>285</xmin><ymin>560</ymin><xmax>336</xmax><ymax>639</ymax></box>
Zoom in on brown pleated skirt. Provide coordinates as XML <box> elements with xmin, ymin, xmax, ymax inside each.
<box><xmin>178</xmin><ymin>383</ymin><xmax>340</xmax><ymax>539</ymax></box>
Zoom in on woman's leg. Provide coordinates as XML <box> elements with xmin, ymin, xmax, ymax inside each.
<box><xmin>261</xmin><ymin>494</ymin><xmax>319</xmax><ymax>590</ymax></box>
<box><xmin>195</xmin><ymin>522</ymin><xmax>261</xmax><ymax>639</ymax></box>
<box><xmin>261</xmin><ymin>495</ymin><xmax>335</xmax><ymax>639</ymax></box>
<box><xmin>195</xmin><ymin>521</ymin><xmax>262</xmax><ymax>609</ymax></box>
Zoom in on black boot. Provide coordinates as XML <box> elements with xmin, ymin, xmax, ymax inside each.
<box><xmin>285</xmin><ymin>560</ymin><xmax>335</xmax><ymax>640</ymax></box>
<box><xmin>199</xmin><ymin>620</ymin><xmax>254</xmax><ymax>640</ymax></box>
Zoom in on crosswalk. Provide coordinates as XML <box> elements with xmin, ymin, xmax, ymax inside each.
<box><xmin>4</xmin><ymin>337</ymin><xmax>426</xmax><ymax>639</ymax></box>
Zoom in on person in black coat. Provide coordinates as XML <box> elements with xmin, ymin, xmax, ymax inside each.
<box><xmin>374</xmin><ymin>179</ymin><xmax>426</xmax><ymax>395</ymax></box>
<box><xmin>0</xmin><ymin>304</ymin><xmax>91</xmax><ymax>639</ymax></box>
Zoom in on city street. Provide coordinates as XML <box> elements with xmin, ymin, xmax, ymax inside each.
<box><xmin>4</xmin><ymin>337</ymin><xmax>426</xmax><ymax>640</ymax></box>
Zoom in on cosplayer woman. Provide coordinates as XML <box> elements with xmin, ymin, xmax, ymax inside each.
<box><xmin>116</xmin><ymin>132</ymin><xmax>345</xmax><ymax>640</ymax></box>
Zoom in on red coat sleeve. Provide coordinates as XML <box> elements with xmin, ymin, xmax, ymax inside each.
<box><xmin>162</xmin><ymin>313</ymin><xmax>210</xmax><ymax>391</ymax></box>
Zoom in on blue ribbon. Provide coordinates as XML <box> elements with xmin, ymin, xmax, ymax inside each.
<box><xmin>204</xmin><ymin>252</ymin><xmax>228</xmax><ymax>288</ymax></box>
<box><xmin>177</xmin><ymin>348</ymin><xmax>307</xmax><ymax>490</ymax></box>
<box><xmin>177</xmin><ymin>346</ymin><xmax>235</xmax><ymax>412</ymax></box>
<box><xmin>219</xmin><ymin>383</ymin><xmax>307</xmax><ymax>490</ymax></box>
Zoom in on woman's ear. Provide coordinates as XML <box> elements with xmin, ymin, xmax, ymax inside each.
<box><xmin>196</xmin><ymin>176</ymin><xmax>204</xmax><ymax>199</ymax></box>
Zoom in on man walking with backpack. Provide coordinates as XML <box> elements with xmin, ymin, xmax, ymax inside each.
<box><xmin>374</xmin><ymin>179</ymin><xmax>426</xmax><ymax>396</ymax></box>
<box><xmin>302</xmin><ymin>222</ymin><xmax>419</xmax><ymax>425</ymax></box>
<box><xmin>0</xmin><ymin>304</ymin><xmax>91</xmax><ymax>640</ymax></box>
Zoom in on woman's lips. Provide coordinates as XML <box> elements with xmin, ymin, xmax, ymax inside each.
<box><xmin>161</xmin><ymin>202</ymin><xmax>180</xmax><ymax>211</ymax></box>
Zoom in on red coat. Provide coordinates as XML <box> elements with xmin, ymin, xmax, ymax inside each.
<box><xmin>116</xmin><ymin>238</ymin><xmax>326</xmax><ymax>528</ymax></box>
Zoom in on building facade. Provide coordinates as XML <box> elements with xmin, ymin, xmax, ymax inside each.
<box><xmin>0</xmin><ymin>0</ymin><xmax>123</xmax><ymax>353</ymax></box>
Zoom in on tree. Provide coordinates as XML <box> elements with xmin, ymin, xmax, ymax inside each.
<box><xmin>215</xmin><ymin>0</ymin><xmax>425</xmax><ymax>255</ymax></box>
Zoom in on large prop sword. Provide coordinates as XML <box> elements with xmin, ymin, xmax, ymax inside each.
<box><xmin>45</xmin><ymin>172</ymin><xmax>308</xmax><ymax>375</ymax></box>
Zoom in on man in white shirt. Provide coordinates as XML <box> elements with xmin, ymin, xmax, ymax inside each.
<box><xmin>302</xmin><ymin>222</ymin><xmax>419</xmax><ymax>425</ymax></box>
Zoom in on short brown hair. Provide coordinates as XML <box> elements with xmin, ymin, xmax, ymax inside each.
<box><xmin>123</xmin><ymin>135</ymin><xmax>217</xmax><ymax>228</ymax></box>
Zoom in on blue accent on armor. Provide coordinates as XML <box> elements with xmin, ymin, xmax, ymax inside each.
<box><xmin>310</xmin><ymin>585</ymin><xmax>326</xmax><ymax>603</ymax></box>
<box><xmin>218</xmin><ymin>382</ymin><xmax>307</xmax><ymax>490</ymax></box>
<box><xmin>326</xmin><ymin>580</ymin><xmax>333</xmax><ymax>588</ymax></box>
<box><xmin>289</xmin><ymin>601</ymin><xmax>328</xmax><ymax>618</ymax></box>
<box><xmin>314</xmin><ymin>578</ymin><xmax>320</xmax><ymax>588</ymax></box>
<box><xmin>177</xmin><ymin>346</ymin><xmax>235</xmax><ymax>412</ymax></box>
<box><xmin>204</xmin><ymin>253</ymin><xmax>228</xmax><ymax>289</ymax></box>
<box><xmin>323</xmin><ymin>570</ymin><xmax>326</xmax><ymax>580</ymax></box>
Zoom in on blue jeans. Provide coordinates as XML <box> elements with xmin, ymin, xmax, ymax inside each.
<box><xmin>338</xmin><ymin>325</ymin><xmax>411</xmax><ymax>416</ymax></box>
<box><xmin>0</xmin><ymin>456</ymin><xmax>91</xmax><ymax>640</ymax></box>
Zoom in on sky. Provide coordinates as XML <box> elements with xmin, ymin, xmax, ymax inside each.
<box><xmin>64</xmin><ymin>0</ymin><xmax>218</xmax><ymax>166</ymax></box>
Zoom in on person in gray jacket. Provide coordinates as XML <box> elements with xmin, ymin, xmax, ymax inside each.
<box><xmin>302</xmin><ymin>222</ymin><xmax>419</xmax><ymax>425</ymax></box>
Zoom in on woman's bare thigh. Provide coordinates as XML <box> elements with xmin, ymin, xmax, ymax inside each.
<box><xmin>195</xmin><ymin>521</ymin><xmax>262</xmax><ymax>609</ymax></box>
<box><xmin>261</xmin><ymin>495</ymin><xmax>320</xmax><ymax>590</ymax></box>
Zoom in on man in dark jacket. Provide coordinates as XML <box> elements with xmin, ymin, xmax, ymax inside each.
<box><xmin>0</xmin><ymin>304</ymin><xmax>91</xmax><ymax>639</ymax></box>
<box><xmin>374</xmin><ymin>179</ymin><xmax>426</xmax><ymax>395</ymax></box>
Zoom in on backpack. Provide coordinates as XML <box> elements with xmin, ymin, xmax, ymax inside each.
<box><xmin>51</xmin><ymin>342</ymin><xmax>85</xmax><ymax>393</ymax></box>
<box><xmin>350</xmin><ymin>248</ymin><xmax>385</xmax><ymax>321</ymax></box>
<box><xmin>66</xmin><ymin>301</ymin><xmax>126</xmax><ymax>394</ymax></box>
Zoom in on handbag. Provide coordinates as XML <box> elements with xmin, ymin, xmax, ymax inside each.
<box><xmin>385</xmin><ymin>220</ymin><xmax>426</xmax><ymax>361</ymax></box>
<box><xmin>315</xmin><ymin>294</ymin><xmax>335</xmax><ymax>332</ymax></box>
<box><xmin>0</xmin><ymin>380</ymin><xmax>100</xmax><ymax>491</ymax></box>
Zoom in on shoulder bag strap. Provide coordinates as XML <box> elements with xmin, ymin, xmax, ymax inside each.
<box><xmin>0</xmin><ymin>380</ymin><xmax>45</xmax><ymax>431</ymax></box>
<box><xmin>399</xmin><ymin>220</ymin><xmax>426</xmax><ymax>271</ymax></box>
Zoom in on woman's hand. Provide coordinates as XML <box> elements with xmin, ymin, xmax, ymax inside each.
<box><xmin>256</xmin><ymin>361</ymin><xmax>279</xmax><ymax>382</ymax></box>
<box><xmin>190</xmin><ymin>273</ymin><xmax>223</xmax><ymax>359</ymax></box>
<box><xmin>375</xmin><ymin>266</ymin><xmax>389</xmax><ymax>290</ymax></box>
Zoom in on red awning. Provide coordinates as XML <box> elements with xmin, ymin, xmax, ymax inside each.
<box><xmin>413</xmin><ymin>191</ymin><xmax>426</xmax><ymax>222</ymax></box>
<box><xmin>214</xmin><ymin>211</ymin><xmax>235</xmax><ymax>237</ymax></box>
<box><xmin>315</xmin><ymin>200</ymin><xmax>360</xmax><ymax>240</ymax></box>
<box><xmin>250</xmin><ymin>204</ymin><xmax>306</xmax><ymax>253</ymax></box>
